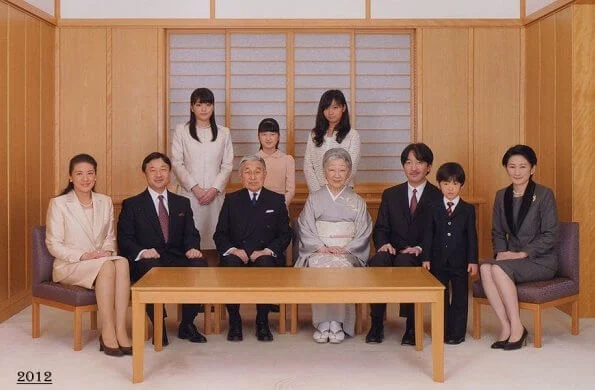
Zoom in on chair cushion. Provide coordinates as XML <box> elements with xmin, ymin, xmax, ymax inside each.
<box><xmin>473</xmin><ymin>278</ymin><xmax>578</xmax><ymax>304</ymax></box>
<box><xmin>33</xmin><ymin>282</ymin><xmax>97</xmax><ymax>306</ymax></box>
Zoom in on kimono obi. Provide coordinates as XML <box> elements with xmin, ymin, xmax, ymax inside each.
<box><xmin>316</xmin><ymin>221</ymin><xmax>355</xmax><ymax>247</ymax></box>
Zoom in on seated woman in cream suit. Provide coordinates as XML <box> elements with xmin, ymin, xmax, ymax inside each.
<box><xmin>45</xmin><ymin>154</ymin><xmax>131</xmax><ymax>357</ymax></box>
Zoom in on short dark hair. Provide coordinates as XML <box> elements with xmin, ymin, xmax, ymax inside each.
<box><xmin>436</xmin><ymin>162</ymin><xmax>466</xmax><ymax>185</ymax></box>
<box><xmin>501</xmin><ymin>144</ymin><xmax>537</xmax><ymax>167</ymax></box>
<box><xmin>400</xmin><ymin>143</ymin><xmax>434</xmax><ymax>166</ymax></box>
<box><xmin>142</xmin><ymin>152</ymin><xmax>171</xmax><ymax>172</ymax></box>
<box><xmin>258</xmin><ymin>118</ymin><xmax>280</xmax><ymax>150</ymax></box>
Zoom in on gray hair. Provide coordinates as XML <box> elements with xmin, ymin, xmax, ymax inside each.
<box><xmin>239</xmin><ymin>154</ymin><xmax>267</xmax><ymax>171</ymax></box>
<box><xmin>322</xmin><ymin>148</ymin><xmax>352</xmax><ymax>170</ymax></box>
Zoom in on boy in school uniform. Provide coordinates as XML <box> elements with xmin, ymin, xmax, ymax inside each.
<box><xmin>422</xmin><ymin>162</ymin><xmax>478</xmax><ymax>345</ymax></box>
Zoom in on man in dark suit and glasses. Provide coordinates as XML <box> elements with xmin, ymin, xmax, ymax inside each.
<box><xmin>214</xmin><ymin>154</ymin><xmax>292</xmax><ymax>342</ymax></box>
<box><xmin>366</xmin><ymin>143</ymin><xmax>442</xmax><ymax>345</ymax></box>
<box><xmin>118</xmin><ymin>152</ymin><xmax>207</xmax><ymax>346</ymax></box>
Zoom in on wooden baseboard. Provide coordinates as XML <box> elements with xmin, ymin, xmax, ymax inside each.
<box><xmin>0</xmin><ymin>293</ymin><xmax>32</xmax><ymax>323</ymax></box>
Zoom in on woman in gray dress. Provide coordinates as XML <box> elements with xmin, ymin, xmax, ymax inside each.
<box><xmin>295</xmin><ymin>148</ymin><xmax>372</xmax><ymax>343</ymax></box>
<box><xmin>480</xmin><ymin>145</ymin><xmax>559</xmax><ymax>350</ymax></box>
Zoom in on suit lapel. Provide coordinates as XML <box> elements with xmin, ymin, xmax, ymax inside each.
<box><xmin>398</xmin><ymin>184</ymin><xmax>411</xmax><ymax>223</ymax></box>
<box><xmin>140</xmin><ymin>190</ymin><xmax>166</xmax><ymax>243</ymax></box>
<box><xmin>64</xmin><ymin>191</ymin><xmax>95</xmax><ymax>245</ymax></box>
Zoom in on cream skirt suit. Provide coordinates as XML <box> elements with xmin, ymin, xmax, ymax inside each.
<box><xmin>45</xmin><ymin>191</ymin><xmax>125</xmax><ymax>289</ymax></box>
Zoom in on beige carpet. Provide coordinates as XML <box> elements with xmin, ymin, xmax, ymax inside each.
<box><xmin>1</xmin><ymin>303</ymin><xmax>593</xmax><ymax>390</ymax></box>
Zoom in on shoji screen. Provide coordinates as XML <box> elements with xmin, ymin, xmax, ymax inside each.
<box><xmin>168</xmin><ymin>31</ymin><xmax>412</xmax><ymax>186</ymax></box>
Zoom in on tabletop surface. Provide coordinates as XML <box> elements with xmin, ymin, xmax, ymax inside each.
<box><xmin>131</xmin><ymin>267</ymin><xmax>444</xmax><ymax>292</ymax></box>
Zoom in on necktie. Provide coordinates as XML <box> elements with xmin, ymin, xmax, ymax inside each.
<box><xmin>158</xmin><ymin>195</ymin><xmax>169</xmax><ymax>243</ymax></box>
<box><xmin>251</xmin><ymin>192</ymin><xmax>257</xmax><ymax>206</ymax></box>
<box><xmin>410</xmin><ymin>188</ymin><xmax>418</xmax><ymax>216</ymax></box>
<box><xmin>447</xmin><ymin>201</ymin><xmax>454</xmax><ymax>217</ymax></box>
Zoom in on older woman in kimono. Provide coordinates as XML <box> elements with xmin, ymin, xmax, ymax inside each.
<box><xmin>295</xmin><ymin>148</ymin><xmax>372</xmax><ymax>343</ymax></box>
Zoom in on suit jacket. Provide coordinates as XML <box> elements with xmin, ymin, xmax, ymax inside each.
<box><xmin>45</xmin><ymin>191</ymin><xmax>119</xmax><ymax>283</ymax></box>
<box><xmin>117</xmin><ymin>189</ymin><xmax>200</xmax><ymax>264</ymax></box>
<box><xmin>213</xmin><ymin>187</ymin><xmax>292</xmax><ymax>263</ymax></box>
<box><xmin>422</xmin><ymin>199</ymin><xmax>478</xmax><ymax>270</ymax></box>
<box><xmin>373</xmin><ymin>181</ymin><xmax>442</xmax><ymax>252</ymax></box>
<box><xmin>492</xmin><ymin>183</ymin><xmax>559</xmax><ymax>272</ymax></box>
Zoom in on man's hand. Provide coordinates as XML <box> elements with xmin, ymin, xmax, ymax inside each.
<box><xmin>400</xmin><ymin>246</ymin><xmax>422</xmax><ymax>257</ymax></box>
<box><xmin>468</xmin><ymin>263</ymin><xmax>478</xmax><ymax>277</ymax></box>
<box><xmin>422</xmin><ymin>261</ymin><xmax>430</xmax><ymax>270</ymax></box>
<box><xmin>377</xmin><ymin>243</ymin><xmax>396</xmax><ymax>255</ymax></box>
<box><xmin>231</xmin><ymin>248</ymin><xmax>249</xmax><ymax>264</ymax></box>
<box><xmin>249</xmin><ymin>249</ymin><xmax>270</xmax><ymax>261</ymax></box>
<box><xmin>141</xmin><ymin>248</ymin><xmax>161</xmax><ymax>259</ymax></box>
<box><xmin>186</xmin><ymin>248</ymin><xmax>203</xmax><ymax>259</ymax></box>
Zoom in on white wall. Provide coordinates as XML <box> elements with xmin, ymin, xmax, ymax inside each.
<box><xmin>60</xmin><ymin>0</ymin><xmax>210</xmax><ymax>19</ymax></box>
<box><xmin>371</xmin><ymin>0</ymin><xmax>520</xmax><ymax>19</ymax></box>
<box><xmin>526</xmin><ymin>0</ymin><xmax>557</xmax><ymax>16</ymax></box>
<box><xmin>24</xmin><ymin>0</ymin><xmax>54</xmax><ymax>16</ymax></box>
<box><xmin>60</xmin><ymin>0</ymin><xmax>525</xmax><ymax>20</ymax></box>
<box><xmin>216</xmin><ymin>0</ymin><xmax>364</xmax><ymax>19</ymax></box>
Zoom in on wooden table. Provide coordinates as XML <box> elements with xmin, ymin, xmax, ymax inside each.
<box><xmin>131</xmin><ymin>267</ymin><xmax>445</xmax><ymax>383</ymax></box>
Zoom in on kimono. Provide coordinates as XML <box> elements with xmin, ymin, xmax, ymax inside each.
<box><xmin>295</xmin><ymin>185</ymin><xmax>372</xmax><ymax>336</ymax></box>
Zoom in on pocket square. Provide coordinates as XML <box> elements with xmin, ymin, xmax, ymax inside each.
<box><xmin>178</xmin><ymin>212</ymin><xmax>185</xmax><ymax>216</ymax></box>
<box><xmin>265</xmin><ymin>209</ymin><xmax>275</xmax><ymax>213</ymax></box>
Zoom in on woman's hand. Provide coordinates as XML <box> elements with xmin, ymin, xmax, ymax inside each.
<box><xmin>199</xmin><ymin>187</ymin><xmax>218</xmax><ymax>205</ymax></box>
<box><xmin>495</xmin><ymin>251</ymin><xmax>527</xmax><ymax>260</ymax></box>
<box><xmin>80</xmin><ymin>250</ymin><xmax>112</xmax><ymax>261</ymax></box>
<box><xmin>318</xmin><ymin>246</ymin><xmax>346</xmax><ymax>255</ymax></box>
<box><xmin>191</xmin><ymin>185</ymin><xmax>206</xmax><ymax>201</ymax></box>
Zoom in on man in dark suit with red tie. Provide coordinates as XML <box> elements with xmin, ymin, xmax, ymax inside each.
<box><xmin>366</xmin><ymin>143</ymin><xmax>442</xmax><ymax>345</ymax></box>
<box><xmin>214</xmin><ymin>155</ymin><xmax>292</xmax><ymax>342</ymax></box>
<box><xmin>118</xmin><ymin>152</ymin><xmax>207</xmax><ymax>346</ymax></box>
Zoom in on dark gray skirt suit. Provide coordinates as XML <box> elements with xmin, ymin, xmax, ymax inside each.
<box><xmin>486</xmin><ymin>181</ymin><xmax>559</xmax><ymax>283</ymax></box>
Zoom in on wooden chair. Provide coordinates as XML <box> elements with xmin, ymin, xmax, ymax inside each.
<box><xmin>31</xmin><ymin>226</ymin><xmax>149</xmax><ymax>351</ymax></box>
<box><xmin>472</xmin><ymin>222</ymin><xmax>580</xmax><ymax>347</ymax></box>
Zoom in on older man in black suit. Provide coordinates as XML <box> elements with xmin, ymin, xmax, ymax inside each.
<box><xmin>214</xmin><ymin>155</ymin><xmax>292</xmax><ymax>342</ymax></box>
<box><xmin>366</xmin><ymin>143</ymin><xmax>442</xmax><ymax>345</ymax></box>
<box><xmin>118</xmin><ymin>152</ymin><xmax>207</xmax><ymax>346</ymax></box>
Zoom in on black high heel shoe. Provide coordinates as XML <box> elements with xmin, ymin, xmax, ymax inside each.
<box><xmin>119</xmin><ymin>345</ymin><xmax>132</xmax><ymax>355</ymax></box>
<box><xmin>490</xmin><ymin>337</ymin><xmax>509</xmax><ymax>349</ymax></box>
<box><xmin>503</xmin><ymin>327</ymin><xmax>528</xmax><ymax>350</ymax></box>
<box><xmin>99</xmin><ymin>335</ymin><xmax>124</xmax><ymax>357</ymax></box>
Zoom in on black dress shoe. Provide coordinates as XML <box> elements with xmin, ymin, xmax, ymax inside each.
<box><xmin>490</xmin><ymin>338</ymin><xmax>509</xmax><ymax>349</ymax></box>
<box><xmin>256</xmin><ymin>322</ymin><xmax>273</xmax><ymax>342</ymax></box>
<box><xmin>445</xmin><ymin>336</ymin><xmax>465</xmax><ymax>345</ymax></box>
<box><xmin>151</xmin><ymin>321</ymin><xmax>169</xmax><ymax>347</ymax></box>
<box><xmin>365</xmin><ymin>323</ymin><xmax>384</xmax><ymax>344</ymax></box>
<box><xmin>401</xmin><ymin>328</ymin><xmax>416</xmax><ymax>346</ymax></box>
<box><xmin>503</xmin><ymin>327</ymin><xmax>528</xmax><ymax>351</ymax></box>
<box><xmin>227</xmin><ymin>321</ymin><xmax>243</xmax><ymax>342</ymax></box>
<box><xmin>270</xmin><ymin>304</ymin><xmax>280</xmax><ymax>313</ymax></box>
<box><xmin>178</xmin><ymin>322</ymin><xmax>207</xmax><ymax>343</ymax></box>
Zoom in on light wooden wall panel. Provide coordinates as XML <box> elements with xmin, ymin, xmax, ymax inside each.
<box><xmin>537</xmin><ymin>16</ymin><xmax>556</xmax><ymax>191</ymax></box>
<box><xmin>420</xmin><ymin>28</ymin><xmax>470</xmax><ymax>196</ymax></box>
<box><xmin>8</xmin><ymin>6</ymin><xmax>27</xmax><ymax>296</ymax></box>
<box><xmin>572</xmin><ymin>3</ymin><xmax>594</xmax><ymax>317</ymax></box>
<box><xmin>0</xmin><ymin>2</ymin><xmax>8</xmax><ymax>303</ymax></box>
<box><xmin>58</xmin><ymin>28</ymin><xmax>107</xmax><ymax>193</ymax></box>
<box><xmin>554</xmin><ymin>7</ymin><xmax>572</xmax><ymax>222</ymax></box>
<box><xmin>40</xmin><ymin>21</ymin><xmax>55</xmax><ymax>218</ymax></box>
<box><xmin>111</xmin><ymin>28</ymin><xmax>161</xmax><ymax>199</ymax></box>
<box><xmin>25</xmin><ymin>15</ymin><xmax>41</xmax><ymax>290</ymax></box>
<box><xmin>524</xmin><ymin>22</ymin><xmax>540</xmax><ymax>163</ymax></box>
<box><xmin>473</xmin><ymin>28</ymin><xmax>521</xmax><ymax>255</ymax></box>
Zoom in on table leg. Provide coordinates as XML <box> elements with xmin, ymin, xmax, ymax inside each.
<box><xmin>132</xmin><ymin>298</ymin><xmax>145</xmax><ymax>384</ymax></box>
<box><xmin>431</xmin><ymin>295</ymin><xmax>445</xmax><ymax>382</ymax></box>
<box><xmin>154</xmin><ymin>304</ymin><xmax>163</xmax><ymax>352</ymax></box>
<box><xmin>279</xmin><ymin>304</ymin><xmax>286</xmax><ymax>334</ymax></box>
<box><xmin>414</xmin><ymin>303</ymin><xmax>423</xmax><ymax>351</ymax></box>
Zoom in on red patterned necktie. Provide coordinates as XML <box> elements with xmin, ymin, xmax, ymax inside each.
<box><xmin>447</xmin><ymin>201</ymin><xmax>454</xmax><ymax>217</ymax></box>
<box><xmin>410</xmin><ymin>188</ymin><xmax>418</xmax><ymax>216</ymax></box>
<box><xmin>158</xmin><ymin>195</ymin><xmax>169</xmax><ymax>243</ymax></box>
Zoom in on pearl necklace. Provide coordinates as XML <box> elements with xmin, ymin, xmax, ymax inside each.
<box><xmin>79</xmin><ymin>198</ymin><xmax>93</xmax><ymax>208</ymax></box>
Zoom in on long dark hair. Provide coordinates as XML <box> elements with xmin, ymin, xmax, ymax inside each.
<box><xmin>187</xmin><ymin>88</ymin><xmax>218</xmax><ymax>143</ymax></box>
<box><xmin>59</xmin><ymin>154</ymin><xmax>97</xmax><ymax>196</ymax></box>
<box><xmin>312</xmin><ymin>89</ymin><xmax>351</xmax><ymax>147</ymax></box>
